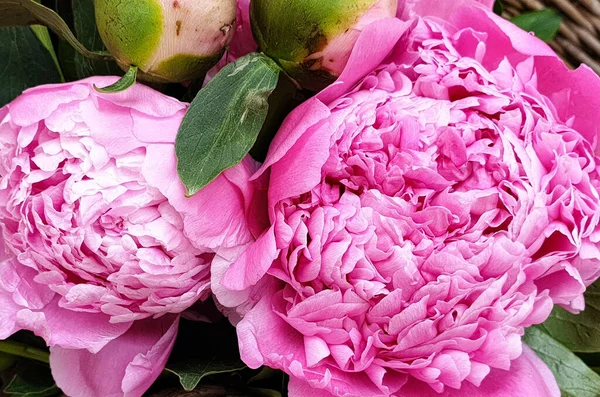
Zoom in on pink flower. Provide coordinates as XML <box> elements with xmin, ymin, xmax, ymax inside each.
<box><xmin>216</xmin><ymin>1</ymin><xmax>600</xmax><ymax>396</ymax></box>
<box><xmin>0</xmin><ymin>77</ymin><xmax>259</xmax><ymax>397</ymax></box>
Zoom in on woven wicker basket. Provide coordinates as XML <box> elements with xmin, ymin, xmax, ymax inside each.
<box><xmin>502</xmin><ymin>0</ymin><xmax>600</xmax><ymax>74</ymax></box>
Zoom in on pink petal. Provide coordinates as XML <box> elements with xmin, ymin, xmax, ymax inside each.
<box><xmin>483</xmin><ymin>12</ymin><xmax>556</xmax><ymax>57</ymax></box>
<box><xmin>288</xmin><ymin>377</ymin><xmax>336</xmax><ymax>397</ymax></box>
<box><xmin>211</xmin><ymin>246</ymin><xmax>252</xmax><ymax>309</ymax></box>
<box><xmin>122</xmin><ymin>317</ymin><xmax>180</xmax><ymax>396</ymax></box>
<box><xmin>267</xmin><ymin>122</ymin><xmax>333</xmax><ymax>210</ymax></box>
<box><xmin>50</xmin><ymin>315</ymin><xmax>179</xmax><ymax>397</ymax></box>
<box><xmin>535</xmin><ymin>58</ymin><xmax>600</xmax><ymax>150</ymax></box>
<box><xmin>305</xmin><ymin>335</ymin><xmax>331</xmax><ymax>367</ymax></box>
<box><xmin>222</xmin><ymin>224</ymin><xmax>279</xmax><ymax>291</ymax></box>
<box><xmin>8</xmin><ymin>83</ymin><xmax>89</xmax><ymax>126</ymax></box>
<box><xmin>0</xmin><ymin>258</ymin><xmax>129</xmax><ymax>353</ymax></box>
<box><xmin>399</xmin><ymin>0</ymin><xmax>492</xmax><ymax>20</ymax></box>
<box><xmin>236</xmin><ymin>293</ymin><xmax>304</xmax><ymax>369</ymax></box>
<box><xmin>0</xmin><ymin>287</ymin><xmax>20</xmax><ymax>339</ymax></box>
<box><xmin>476</xmin><ymin>0</ymin><xmax>495</xmax><ymax>8</ymax></box>
<box><xmin>89</xmin><ymin>77</ymin><xmax>187</xmax><ymax>117</ymax></box>
<box><xmin>143</xmin><ymin>145</ymin><xmax>256</xmax><ymax>250</ymax></box>
<box><xmin>319</xmin><ymin>18</ymin><xmax>409</xmax><ymax>104</ymax></box>
<box><xmin>401</xmin><ymin>345</ymin><xmax>560</xmax><ymax>396</ymax></box>
<box><xmin>21</xmin><ymin>297</ymin><xmax>131</xmax><ymax>353</ymax></box>
<box><xmin>253</xmin><ymin>99</ymin><xmax>331</xmax><ymax>180</ymax></box>
<box><xmin>255</xmin><ymin>18</ymin><xmax>408</xmax><ymax>183</ymax></box>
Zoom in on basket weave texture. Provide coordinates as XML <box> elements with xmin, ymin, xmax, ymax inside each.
<box><xmin>502</xmin><ymin>0</ymin><xmax>600</xmax><ymax>74</ymax></box>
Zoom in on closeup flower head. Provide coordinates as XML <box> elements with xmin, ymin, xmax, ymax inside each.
<box><xmin>0</xmin><ymin>76</ymin><xmax>260</xmax><ymax>397</ymax></box>
<box><xmin>215</xmin><ymin>0</ymin><xmax>600</xmax><ymax>396</ymax></box>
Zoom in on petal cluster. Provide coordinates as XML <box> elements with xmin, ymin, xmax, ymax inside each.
<box><xmin>0</xmin><ymin>78</ymin><xmax>211</xmax><ymax>323</ymax></box>
<box><xmin>219</xmin><ymin>3</ymin><xmax>600</xmax><ymax>397</ymax></box>
<box><xmin>0</xmin><ymin>76</ymin><xmax>261</xmax><ymax>397</ymax></box>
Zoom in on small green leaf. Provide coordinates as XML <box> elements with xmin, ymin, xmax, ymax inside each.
<box><xmin>524</xmin><ymin>327</ymin><xmax>600</xmax><ymax>397</ymax></box>
<box><xmin>176</xmin><ymin>52</ymin><xmax>281</xmax><ymax>196</ymax></box>
<box><xmin>165</xmin><ymin>358</ymin><xmax>247</xmax><ymax>391</ymax></box>
<box><xmin>0</xmin><ymin>27</ymin><xmax>62</xmax><ymax>106</ymax></box>
<box><xmin>3</xmin><ymin>361</ymin><xmax>59</xmax><ymax>397</ymax></box>
<box><xmin>94</xmin><ymin>66</ymin><xmax>138</xmax><ymax>93</ymax></box>
<box><xmin>511</xmin><ymin>8</ymin><xmax>562</xmax><ymax>43</ymax></box>
<box><xmin>0</xmin><ymin>0</ymin><xmax>113</xmax><ymax>61</ymax></box>
<box><xmin>538</xmin><ymin>282</ymin><xmax>600</xmax><ymax>352</ymax></box>
<box><xmin>165</xmin><ymin>319</ymin><xmax>247</xmax><ymax>392</ymax></box>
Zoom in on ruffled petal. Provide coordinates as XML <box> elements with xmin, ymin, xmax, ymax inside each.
<box><xmin>401</xmin><ymin>345</ymin><xmax>559</xmax><ymax>397</ymax></box>
<box><xmin>50</xmin><ymin>315</ymin><xmax>179</xmax><ymax>397</ymax></box>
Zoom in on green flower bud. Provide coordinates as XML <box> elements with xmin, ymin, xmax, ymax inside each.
<box><xmin>251</xmin><ymin>0</ymin><xmax>398</xmax><ymax>91</ymax></box>
<box><xmin>95</xmin><ymin>0</ymin><xmax>237</xmax><ymax>83</ymax></box>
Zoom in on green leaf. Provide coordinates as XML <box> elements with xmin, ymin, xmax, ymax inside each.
<box><xmin>538</xmin><ymin>282</ymin><xmax>600</xmax><ymax>352</ymax></box>
<box><xmin>58</xmin><ymin>0</ymin><xmax>122</xmax><ymax>80</ymax></box>
<box><xmin>165</xmin><ymin>319</ymin><xmax>247</xmax><ymax>392</ymax></box>
<box><xmin>0</xmin><ymin>0</ymin><xmax>113</xmax><ymax>61</ymax></box>
<box><xmin>176</xmin><ymin>52</ymin><xmax>281</xmax><ymax>196</ymax></box>
<box><xmin>511</xmin><ymin>8</ymin><xmax>562</xmax><ymax>43</ymax></box>
<box><xmin>165</xmin><ymin>358</ymin><xmax>247</xmax><ymax>391</ymax></box>
<box><xmin>94</xmin><ymin>66</ymin><xmax>137</xmax><ymax>93</ymax></box>
<box><xmin>524</xmin><ymin>327</ymin><xmax>600</xmax><ymax>397</ymax></box>
<box><xmin>3</xmin><ymin>361</ymin><xmax>59</xmax><ymax>397</ymax></box>
<box><xmin>0</xmin><ymin>27</ymin><xmax>62</xmax><ymax>107</ymax></box>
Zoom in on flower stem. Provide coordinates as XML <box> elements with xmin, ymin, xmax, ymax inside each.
<box><xmin>0</xmin><ymin>340</ymin><xmax>50</xmax><ymax>364</ymax></box>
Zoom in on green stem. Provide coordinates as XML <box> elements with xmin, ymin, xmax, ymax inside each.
<box><xmin>0</xmin><ymin>340</ymin><xmax>50</xmax><ymax>364</ymax></box>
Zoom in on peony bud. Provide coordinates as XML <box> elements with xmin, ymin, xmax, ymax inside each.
<box><xmin>250</xmin><ymin>0</ymin><xmax>398</xmax><ymax>91</ymax></box>
<box><xmin>95</xmin><ymin>0</ymin><xmax>237</xmax><ymax>83</ymax></box>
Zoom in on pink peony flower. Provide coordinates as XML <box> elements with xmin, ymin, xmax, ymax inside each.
<box><xmin>216</xmin><ymin>0</ymin><xmax>600</xmax><ymax>396</ymax></box>
<box><xmin>0</xmin><ymin>77</ymin><xmax>259</xmax><ymax>397</ymax></box>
